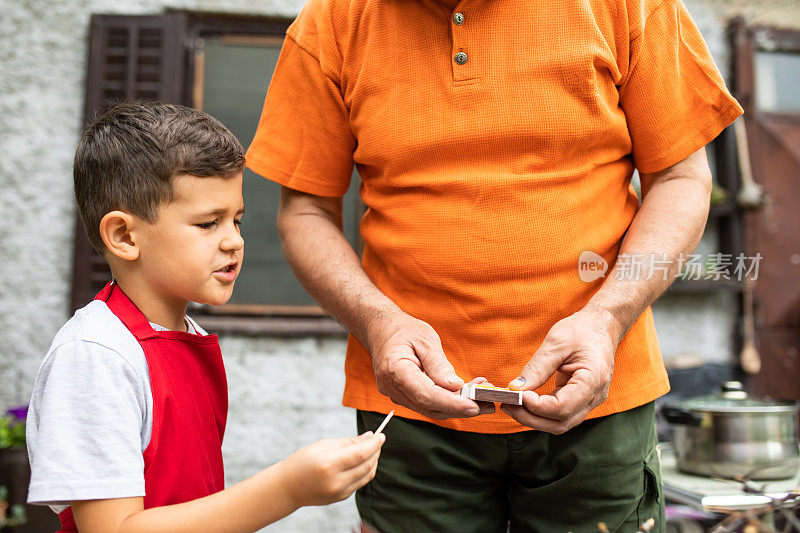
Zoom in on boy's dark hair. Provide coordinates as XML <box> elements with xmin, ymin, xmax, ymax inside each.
<box><xmin>74</xmin><ymin>101</ymin><xmax>246</xmax><ymax>254</ymax></box>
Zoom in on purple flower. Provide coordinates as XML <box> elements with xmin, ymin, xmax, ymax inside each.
<box><xmin>6</xmin><ymin>405</ymin><xmax>28</xmax><ymax>422</ymax></box>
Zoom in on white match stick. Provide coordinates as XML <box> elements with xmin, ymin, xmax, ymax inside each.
<box><xmin>375</xmin><ymin>410</ymin><xmax>394</xmax><ymax>435</ymax></box>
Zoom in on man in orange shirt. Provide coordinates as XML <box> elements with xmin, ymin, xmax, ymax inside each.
<box><xmin>247</xmin><ymin>0</ymin><xmax>742</xmax><ymax>530</ymax></box>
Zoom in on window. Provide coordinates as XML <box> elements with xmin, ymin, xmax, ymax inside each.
<box><xmin>71</xmin><ymin>12</ymin><xmax>360</xmax><ymax>335</ymax></box>
<box><xmin>193</xmin><ymin>34</ymin><xmax>362</xmax><ymax>313</ymax></box>
<box><xmin>754</xmin><ymin>51</ymin><xmax>800</xmax><ymax>115</ymax></box>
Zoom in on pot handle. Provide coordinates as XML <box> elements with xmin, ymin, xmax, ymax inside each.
<box><xmin>661</xmin><ymin>405</ymin><xmax>704</xmax><ymax>426</ymax></box>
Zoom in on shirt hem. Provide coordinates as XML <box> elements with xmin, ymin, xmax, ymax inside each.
<box><xmin>635</xmin><ymin>98</ymin><xmax>743</xmax><ymax>174</ymax></box>
<box><xmin>28</xmin><ymin>481</ymin><xmax>145</xmax><ymax>505</ymax></box>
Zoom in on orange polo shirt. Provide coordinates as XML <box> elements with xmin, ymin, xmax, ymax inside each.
<box><xmin>246</xmin><ymin>0</ymin><xmax>743</xmax><ymax>433</ymax></box>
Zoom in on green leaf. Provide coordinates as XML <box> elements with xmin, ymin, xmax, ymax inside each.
<box><xmin>0</xmin><ymin>415</ymin><xmax>26</xmax><ymax>448</ymax></box>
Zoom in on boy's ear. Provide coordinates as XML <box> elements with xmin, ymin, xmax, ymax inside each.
<box><xmin>99</xmin><ymin>211</ymin><xmax>140</xmax><ymax>261</ymax></box>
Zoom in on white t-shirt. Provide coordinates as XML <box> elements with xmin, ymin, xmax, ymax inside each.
<box><xmin>26</xmin><ymin>299</ymin><xmax>206</xmax><ymax>514</ymax></box>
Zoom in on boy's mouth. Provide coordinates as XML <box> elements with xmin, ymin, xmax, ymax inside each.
<box><xmin>214</xmin><ymin>261</ymin><xmax>238</xmax><ymax>274</ymax></box>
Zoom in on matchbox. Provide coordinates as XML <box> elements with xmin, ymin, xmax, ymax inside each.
<box><xmin>460</xmin><ymin>383</ymin><xmax>523</xmax><ymax>405</ymax></box>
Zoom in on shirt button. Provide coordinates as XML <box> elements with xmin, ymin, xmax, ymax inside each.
<box><xmin>454</xmin><ymin>51</ymin><xmax>468</xmax><ymax>65</ymax></box>
<box><xmin>453</xmin><ymin>12</ymin><xmax>465</xmax><ymax>25</ymax></box>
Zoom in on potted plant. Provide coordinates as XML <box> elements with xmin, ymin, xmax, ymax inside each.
<box><xmin>0</xmin><ymin>408</ymin><xmax>26</xmax><ymax>451</ymax></box>
<box><xmin>0</xmin><ymin>486</ymin><xmax>25</xmax><ymax>529</ymax></box>
<box><xmin>0</xmin><ymin>406</ymin><xmax>58</xmax><ymax>532</ymax></box>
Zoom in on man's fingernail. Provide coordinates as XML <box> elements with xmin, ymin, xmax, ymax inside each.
<box><xmin>467</xmin><ymin>408</ymin><xmax>480</xmax><ymax>416</ymax></box>
<box><xmin>448</xmin><ymin>374</ymin><xmax>462</xmax><ymax>385</ymax></box>
<box><xmin>509</xmin><ymin>377</ymin><xmax>526</xmax><ymax>389</ymax></box>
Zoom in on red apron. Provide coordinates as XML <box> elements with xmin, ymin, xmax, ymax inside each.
<box><xmin>57</xmin><ymin>282</ymin><xmax>228</xmax><ymax>532</ymax></box>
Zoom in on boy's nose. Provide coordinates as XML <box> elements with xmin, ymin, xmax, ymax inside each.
<box><xmin>220</xmin><ymin>224</ymin><xmax>244</xmax><ymax>251</ymax></box>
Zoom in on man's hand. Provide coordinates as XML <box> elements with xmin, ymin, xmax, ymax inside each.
<box><xmin>500</xmin><ymin>306</ymin><xmax>623</xmax><ymax>434</ymax></box>
<box><xmin>368</xmin><ymin>312</ymin><xmax>493</xmax><ymax>419</ymax></box>
<box><xmin>500</xmin><ymin>147</ymin><xmax>713</xmax><ymax>434</ymax></box>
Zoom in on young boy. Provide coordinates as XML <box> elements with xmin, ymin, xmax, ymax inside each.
<box><xmin>25</xmin><ymin>102</ymin><xmax>384</xmax><ymax>533</ymax></box>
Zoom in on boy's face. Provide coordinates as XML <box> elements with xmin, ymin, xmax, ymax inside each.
<box><xmin>136</xmin><ymin>172</ymin><xmax>245</xmax><ymax>308</ymax></box>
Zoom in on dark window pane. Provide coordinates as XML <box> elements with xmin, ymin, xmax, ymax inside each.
<box><xmin>200</xmin><ymin>37</ymin><xmax>360</xmax><ymax>308</ymax></box>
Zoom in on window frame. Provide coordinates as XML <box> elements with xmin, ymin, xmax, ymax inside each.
<box><xmin>730</xmin><ymin>19</ymin><xmax>800</xmax><ymax>118</ymax></box>
<box><xmin>184</xmin><ymin>12</ymin><xmax>359</xmax><ymax>336</ymax></box>
<box><xmin>72</xmin><ymin>11</ymin><xmax>356</xmax><ymax>336</ymax></box>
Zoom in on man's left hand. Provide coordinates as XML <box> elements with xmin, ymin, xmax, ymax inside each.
<box><xmin>500</xmin><ymin>306</ymin><xmax>624</xmax><ymax>434</ymax></box>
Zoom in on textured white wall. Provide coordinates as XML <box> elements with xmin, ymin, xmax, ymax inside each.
<box><xmin>1</xmin><ymin>0</ymin><xmax>797</xmax><ymax>531</ymax></box>
<box><xmin>221</xmin><ymin>336</ymin><xmax>359</xmax><ymax>531</ymax></box>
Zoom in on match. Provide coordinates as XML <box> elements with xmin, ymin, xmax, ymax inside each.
<box><xmin>375</xmin><ymin>410</ymin><xmax>394</xmax><ymax>435</ymax></box>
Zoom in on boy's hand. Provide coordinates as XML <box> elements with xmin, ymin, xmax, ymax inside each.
<box><xmin>280</xmin><ymin>432</ymin><xmax>385</xmax><ymax>507</ymax></box>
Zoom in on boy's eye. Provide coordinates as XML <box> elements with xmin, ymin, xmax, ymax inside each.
<box><xmin>197</xmin><ymin>221</ymin><xmax>217</xmax><ymax>229</ymax></box>
<box><xmin>234</xmin><ymin>218</ymin><xmax>243</xmax><ymax>226</ymax></box>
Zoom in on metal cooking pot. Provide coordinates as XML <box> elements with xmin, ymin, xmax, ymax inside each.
<box><xmin>662</xmin><ymin>381</ymin><xmax>800</xmax><ymax>480</ymax></box>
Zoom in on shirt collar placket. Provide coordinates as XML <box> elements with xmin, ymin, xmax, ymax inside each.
<box><xmin>448</xmin><ymin>1</ymin><xmax>480</xmax><ymax>86</ymax></box>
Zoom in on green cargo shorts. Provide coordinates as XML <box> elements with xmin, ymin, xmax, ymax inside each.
<box><xmin>356</xmin><ymin>402</ymin><xmax>664</xmax><ymax>533</ymax></box>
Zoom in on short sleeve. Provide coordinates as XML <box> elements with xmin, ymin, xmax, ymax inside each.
<box><xmin>26</xmin><ymin>341</ymin><xmax>147</xmax><ymax>506</ymax></box>
<box><xmin>245</xmin><ymin>29</ymin><xmax>356</xmax><ymax>197</ymax></box>
<box><xmin>618</xmin><ymin>0</ymin><xmax>743</xmax><ymax>173</ymax></box>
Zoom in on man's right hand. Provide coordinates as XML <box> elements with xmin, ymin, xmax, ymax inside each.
<box><xmin>277</xmin><ymin>187</ymin><xmax>490</xmax><ymax>420</ymax></box>
<box><xmin>367</xmin><ymin>312</ymin><xmax>492</xmax><ymax>419</ymax></box>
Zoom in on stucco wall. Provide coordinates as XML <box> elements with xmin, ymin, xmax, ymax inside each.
<box><xmin>1</xmin><ymin>0</ymin><xmax>796</xmax><ymax>531</ymax></box>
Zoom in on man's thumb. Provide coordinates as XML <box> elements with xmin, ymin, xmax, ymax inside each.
<box><xmin>508</xmin><ymin>351</ymin><xmax>564</xmax><ymax>391</ymax></box>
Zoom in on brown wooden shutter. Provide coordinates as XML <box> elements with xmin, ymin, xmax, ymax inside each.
<box><xmin>71</xmin><ymin>13</ymin><xmax>189</xmax><ymax>312</ymax></box>
<box><xmin>730</xmin><ymin>20</ymin><xmax>800</xmax><ymax>400</ymax></box>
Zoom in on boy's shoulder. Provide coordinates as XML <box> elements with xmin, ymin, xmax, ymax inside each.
<box><xmin>46</xmin><ymin>299</ymin><xmax>145</xmax><ymax>371</ymax></box>
<box><xmin>27</xmin><ymin>301</ymin><xmax>155</xmax><ymax>510</ymax></box>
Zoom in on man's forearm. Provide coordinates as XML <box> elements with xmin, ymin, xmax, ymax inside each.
<box><xmin>278</xmin><ymin>187</ymin><xmax>479</xmax><ymax>417</ymax></box>
<box><xmin>586</xmin><ymin>148</ymin><xmax>713</xmax><ymax>340</ymax></box>
<box><xmin>276</xmin><ymin>187</ymin><xmax>402</xmax><ymax>351</ymax></box>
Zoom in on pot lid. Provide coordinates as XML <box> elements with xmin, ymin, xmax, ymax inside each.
<box><xmin>680</xmin><ymin>381</ymin><xmax>798</xmax><ymax>414</ymax></box>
